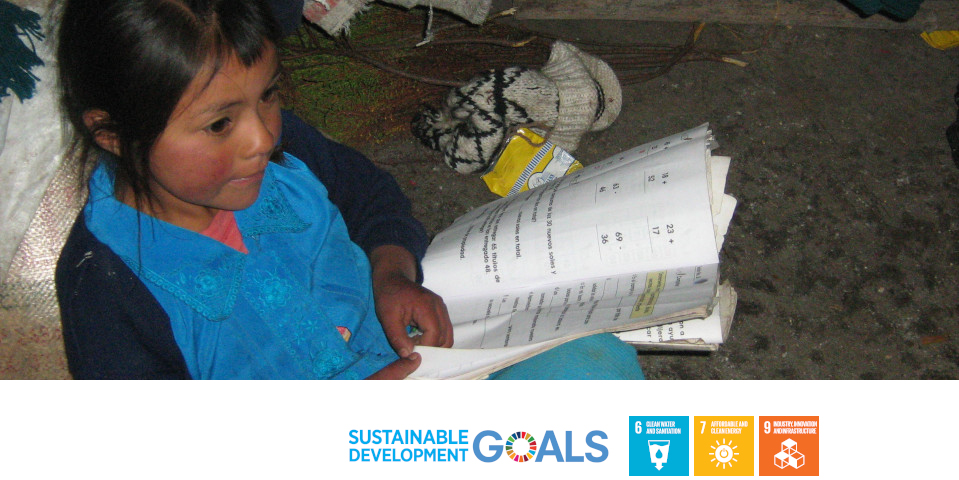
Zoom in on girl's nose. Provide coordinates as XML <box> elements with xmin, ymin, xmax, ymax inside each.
<box><xmin>246</xmin><ymin>110</ymin><xmax>277</xmax><ymax>158</ymax></box>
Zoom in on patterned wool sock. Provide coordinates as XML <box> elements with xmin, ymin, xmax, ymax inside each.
<box><xmin>412</xmin><ymin>41</ymin><xmax>622</xmax><ymax>173</ymax></box>
<box><xmin>412</xmin><ymin>67</ymin><xmax>558</xmax><ymax>173</ymax></box>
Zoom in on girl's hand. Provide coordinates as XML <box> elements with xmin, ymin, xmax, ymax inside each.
<box><xmin>369</xmin><ymin>245</ymin><xmax>453</xmax><ymax>358</ymax></box>
<box><xmin>366</xmin><ymin>352</ymin><xmax>421</xmax><ymax>380</ymax></box>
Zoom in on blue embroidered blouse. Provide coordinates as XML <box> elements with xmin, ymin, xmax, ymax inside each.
<box><xmin>83</xmin><ymin>154</ymin><xmax>398</xmax><ymax>379</ymax></box>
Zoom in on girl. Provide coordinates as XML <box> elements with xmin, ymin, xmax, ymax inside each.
<box><xmin>55</xmin><ymin>0</ymin><xmax>450</xmax><ymax>379</ymax></box>
<box><xmin>55</xmin><ymin>0</ymin><xmax>643</xmax><ymax>380</ymax></box>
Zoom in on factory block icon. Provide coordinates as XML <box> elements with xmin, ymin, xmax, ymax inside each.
<box><xmin>773</xmin><ymin>438</ymin><xmax>804</xmax><ymax>470</ymax></box>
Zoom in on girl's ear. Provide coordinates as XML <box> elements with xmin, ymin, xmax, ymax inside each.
<box><xmin>82</xmin><ymin>109</ymin><xmax>121</xmax><ymax>156</ymax></box>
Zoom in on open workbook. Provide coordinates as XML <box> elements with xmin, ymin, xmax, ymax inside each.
<box><xmin>409</xmin><ymin>124</ymin><xmax>738</xmax><ymax>379</ymax></box>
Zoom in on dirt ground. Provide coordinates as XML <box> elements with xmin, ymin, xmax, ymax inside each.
<box><xmin>298</xmin><ymin>11</ymin><xmax>959</xmax><ymax>380</ymax></box>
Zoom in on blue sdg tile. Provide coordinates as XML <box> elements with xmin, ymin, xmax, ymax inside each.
<box><xmin>629</xmin><ymin>416</ymin><xmax>690</xmax><ymax>476</ymax></box>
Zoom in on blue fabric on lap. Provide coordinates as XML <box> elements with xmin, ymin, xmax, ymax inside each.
<box><xmin>487</xmin><ymin>333</ymin><xmax>644</xmax><ymax>380</ymax></box>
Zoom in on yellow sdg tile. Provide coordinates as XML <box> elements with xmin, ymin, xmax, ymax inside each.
<box><xmin>693</xmin><ymin>416</ymin><xmax>754</xmax><ymax>476</ymax></box>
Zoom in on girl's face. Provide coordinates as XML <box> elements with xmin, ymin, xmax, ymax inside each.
<box><xmin>143</xmin><ymin>44</ymin><xmax>282</xmax><ymax>232</ymax></box>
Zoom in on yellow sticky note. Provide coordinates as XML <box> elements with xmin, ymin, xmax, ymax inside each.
<box><xmin>631</xmin><ymin>271</ymin><xmax>667</xmax><ymax>318</ymax></box>
<box><xmin>921</xmin><ymin>31</ymin><xmax>959</xmax><ymax>50</ymax></box>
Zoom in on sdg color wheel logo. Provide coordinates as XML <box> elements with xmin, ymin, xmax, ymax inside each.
<box><xmin>505</xmin><ymin>431</ymin><xmax>537</xmax><ymax>462</ymax></box>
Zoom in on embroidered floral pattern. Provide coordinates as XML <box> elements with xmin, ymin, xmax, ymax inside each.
<box><xmin>251</xmin><ymin>270</ymin><xmax>293</xmax><ymax>307</ymax></box>
<box><xmin>194</xmin><ymin>272</ymin><xmax>219</xmax><ymax>296</ymax></box>
<box><xmin>242</xmin><ymin>160</ymin><xmax>311</xmax><ymax>237</ymax></box>
<box><xmin>244</xmin><ymin>249</ymin><xmax>358</xmax><ymax>379</ymax></box>
<box><xmin>131</xmin><ymin>252</ymin><xmax>245</xmax><ymax>322</ymax></box>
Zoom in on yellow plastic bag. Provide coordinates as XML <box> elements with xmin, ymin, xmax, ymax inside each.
<box><xmin>921</xmin><ymin>31</ymin><xmax>959</xmax><ymax>50</ymax></box>
<box><xmin>482</xmin><ymin>128</ymin><xmax>583</xmax><ymax>197</ymax></box>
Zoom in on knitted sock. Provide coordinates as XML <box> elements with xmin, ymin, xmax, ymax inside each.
<box><xmin>570</xmin><ymin>44</ymin><xmax>622</xmax><ymax>131</ymax></box>
<box><xmin>412</xmin><ymin>41</ymin><xmax>622</xmax><ymax>173</ymax></box>
<box><xmin>412</xmin><ymin>67</ymin><xmax>558</xmax><ymax>173</ymax></box>
<box><xmin>539</xmin><ymin>41</ymin><xmax>621</xmax><ymax>151</ymax></box>
<box><xmin>540</xmin><ymin>41</ymin><xmax>599</xmax><ymax>152</ymax></box>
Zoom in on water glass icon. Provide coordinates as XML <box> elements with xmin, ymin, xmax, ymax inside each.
<box><xmin>648</xmin><ymin>440</ymin><xmax>670</xmax><ymax>470</ymax></box>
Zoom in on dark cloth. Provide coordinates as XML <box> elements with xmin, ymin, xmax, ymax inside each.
<box><xmin>55</xmin><ymin>110</ymin><xmax>429</xmax><ymax>379</ymax></box>
<box><xmin>279</xmin><ymin>111</ymin><xmax>428</xmax><ymax>265</ymax></box>
<box><xmin>267</xmin><ymin>0</ymin><xmax>304</xmax><ymax>38</ymax></box>
<box><xmin>844</xmin><ymin>0</ymin><xmax>924</xmax><ymax>20</ymax></box>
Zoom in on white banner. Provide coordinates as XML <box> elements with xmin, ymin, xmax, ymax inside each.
<box><xmin>1</xmin><ymin>380</ymin><xmax>955</xmax><ymax>478</ymax></box>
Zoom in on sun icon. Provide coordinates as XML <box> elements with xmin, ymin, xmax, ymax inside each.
<box><xmin>710</xmin><ymin>438</ymin><xmax>739</xmax><ymax>469</ymax></box>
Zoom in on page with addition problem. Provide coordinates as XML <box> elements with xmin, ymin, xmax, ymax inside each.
<box><xmin>421</xmin><ymin>124</ymin><xmax>724</xmax><ymax>349</ymax></box>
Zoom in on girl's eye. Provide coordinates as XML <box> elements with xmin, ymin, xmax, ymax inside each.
<box><xmin>206</xmin><ymin>118</ymin><xmax>232</xmax><ymax>134</ymax></box>
<box><xmin>262</xmin><ymin>84</ymin><xmax>280</xmax><ymax>103</ymax></box>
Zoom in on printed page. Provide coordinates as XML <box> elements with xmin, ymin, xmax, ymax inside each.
<box><xmin>618</xmin><ymin>311</ymin><xmax>725</xmax><ymax>345</ymax></box>
<box><xmin>423</xmin><ymin>125</ymin><xmax>716</xmax><ymax>299</ymax></box>
<box><xmin>422</xmin><ymin>124</ymin><xmax>722</xmax><ymax>348</ymax></box>
<box><xmin>617</xmin><ymin>283</ymin><xmax>737</xmax><ymax>348</ymax></box>
<box><xmin>409</xmin><ymin>285</ymin><xmax>736</xmax><ymax>380</ymax></box>
<box><xmin>446</xmin><ymin>265</ymin><xmax>717</xmax><ymax>348</ymax></box>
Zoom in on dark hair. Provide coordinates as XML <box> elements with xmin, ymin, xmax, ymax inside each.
<box><xmin>57</xmin><ymin>0</ymin><xmax>282</xmax><ymax>204</ymax></box>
